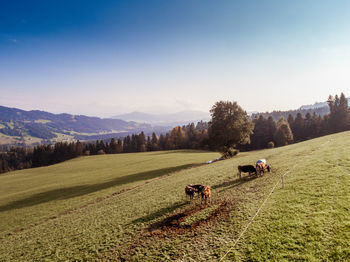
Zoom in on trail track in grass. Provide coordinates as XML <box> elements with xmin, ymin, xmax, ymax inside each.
<box><xmin>110</xmin><ymin>133</ymin><xmax>350</xmax><ymax>261</ymax></box>
<box><xmin>147</xmin><ymin>201</ymin><xmax>231</xmax><ymax>234</ymax></box>
<box><xmin>1</xmin><ymin>132</ymin><xmax>350</xmax><ymax>261</ymax></box>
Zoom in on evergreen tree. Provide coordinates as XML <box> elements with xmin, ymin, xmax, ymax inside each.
<box><xmin>274</xmin><ymin>118</ymin><xmax>294</xmax><ymax>147</ymax></box>
<box><xmin>131</xmin><ymin>134</ymin><xmax>138</xmax><ymax>152</ymax></box>
<box><xmin>116</xmin><ymin>138</ymin><xmax>123</xmax><ymax>153</ymax></box>
<box><xmin>146</xmin><ymin>136</ymin><xmax>152</xmax><ymax>151</ymax></box>
<box><xmin>287</xmin><ymin>114</ymin><xmax>294</xmax><ymax>128</ymax></box>
<box><xmin>137</xmin><ymin>132</ymin><xmax>146</xmax><ymax>152</ymax></box>
<box><xmin>339</xmin><ymin>93</ymin><xmax>349</xmax><ymax>130</ymax></box>
<box><xmin>123</xmin><ymin>136</ymin><xmax>131</xmax><ymax>153</ymax></box>
<box><xmin>310</xmin><ymin>112</ymin><xmax>322</xmax><ymax>138</ymax></box>
<box><xmin>250</xmin><ymin>115</ymin><xmax>269</xmax><ymax>149</ymax></box>
<box><xmin>75</xmin><ymin>140</ymin><xmax>83</xmax><ymax>156</ymax></box>
<box><xmin>99</xmin><ymin>140</ymin><xmax>106</xmax><ymax>152</ymax></box>
<box><xmin>328</xmin><ymin>94</ymin><xmax>349</xmax><ymax>132</ymax></box>
<box><xmin>185</xmin><ymin>123</ymin><xmax>199</xmax><ymax>149</ymax></box>
<box><xmin>1</xmin><ymin>159</ymin><xmax>8</xmax><ymax>173</ymax></box>
<box><xmin>151</xmin><ymin>132</ymin><xmax>159</xmax><ymax>151</ymax></box>
<box><xmin>158</xmin><ymin>134</ymin><xmax>166</xmax><ymax>150</ymax></box>
<box><xmin>109</xmin><ymin>138</ymin><xmax>118</xmax><ymax>154</ymax></box>
<box><xmin>267</xmin><ymin>116</ymin><xmax>277</xmax><ymax>145</ymax></box>
<box><xmin>293</xmin><ymin>113</ymin><xmax>305</xmax><ymax>142</ymax></box>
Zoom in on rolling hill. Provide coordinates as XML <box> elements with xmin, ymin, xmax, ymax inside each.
<box><xmin>0</xmin><ymin>132</ymin><xmax>349</xmax><ymax>260</ymax></box>
<box><xmin>0</xmin><ymin>105</ymin><xmax>170</xmax><ymax>146</ymax></box>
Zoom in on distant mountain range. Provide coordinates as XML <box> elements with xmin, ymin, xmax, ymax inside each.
<box><xmin>1</xmin><ymin>97</ymin><xmax>348</xmax><ymax>146</ymax></box>
<box><xmin>0</xmin><ymin>106</ymin><xmax>170</xmax><ymax>146</ymax></box>
<box><xmin>112</xmin><ymin>110</ymin><xmax>210</xmax><ymax>126</ymax></box>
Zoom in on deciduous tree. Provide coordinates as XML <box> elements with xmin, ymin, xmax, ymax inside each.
<box><xmin>208</xmin><ymin>101</ymin><xmax>254</xmax><ymax>151</ymax></box>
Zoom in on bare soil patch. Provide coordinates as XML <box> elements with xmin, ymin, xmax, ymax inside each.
<box><xmin>146</xmin><ymin>200</ymin><xmax>232</xmax><ymax>236</ymax></box>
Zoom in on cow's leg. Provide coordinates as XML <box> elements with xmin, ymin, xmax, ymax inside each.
<box><xmin>256</xmin><ymin>167</ymin><xmax>261</xmax><ymax>177</ymax></box>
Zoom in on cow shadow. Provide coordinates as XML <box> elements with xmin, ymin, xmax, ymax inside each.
<box><xmin>0</xmin><ymin>164</ymin><xmax>200</xmax><ymax>213</ymax></box>
<box><xmin>212</xmin><ymin>175</ymin><xmax>257</xmax><ymax>192</ymax></box>
<box><xmin>150</xmin><ymin>150</ymin><xmax>212</xmax><ymax>156</ymax></box>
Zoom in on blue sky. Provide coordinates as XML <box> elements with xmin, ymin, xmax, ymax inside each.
<box><xmin>1</xmin><ymin>0</ymin><xmax>350</xmax><ymax>117</ymax></box>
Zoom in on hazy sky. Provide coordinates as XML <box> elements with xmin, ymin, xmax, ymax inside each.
<box><xmin>1</xmin><ymin>0</ymin><xmax>350</xmax><ymax>117</ymax></box>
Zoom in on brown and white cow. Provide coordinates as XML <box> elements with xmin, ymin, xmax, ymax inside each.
<box><xmin>201</xmin><ymin>186</ymin><xmax>211</xmax><ymax>205</ymax></box>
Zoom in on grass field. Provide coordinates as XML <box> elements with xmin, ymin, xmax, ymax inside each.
<box><xmin>34</xmin><ymin>119</ymin><xmax>52</xmax><ymax>124</ymax></box>
<box><xmin>0</xmin><ymin>133</ymin><xmax>20</xmax><ymax>145</ymax></box>
<box><xmin>0</xmin><ymin>132</ymin><xmax>349</xmax><ymax>261</ymax></box>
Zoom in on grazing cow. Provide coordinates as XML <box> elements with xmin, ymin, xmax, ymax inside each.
<box><xmin>201</xmin><ymin>186</ymin><xmax>211</xmax><ymax>205</ymax></box>
<box><xmin>237</xmin><ymin>165</ymin><xmax>256</xmax><ymax>179</ymax></box>
<box><xmin>187</xmin><ymin>184</ymin><xmax>205</xmax><ymax>198</ymax></box>
<box><xmin>185</xmin><ymin>185</ymin><xmax>196</xmax><ymax>200</ymax></box>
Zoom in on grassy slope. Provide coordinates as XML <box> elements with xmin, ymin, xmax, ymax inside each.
<box><xmin>0</xmin><ymin>133</ymin><xmax>19</xmax><ymax>144</ymax></box>
<box><xmin>0</xmin><ymin>150</ymin><xmax>219</xmax><ymax>234</ymax></box>
<box><xmin>0</xmin><ymin>133</ymin><xmax>349</xmax><ymax>261</ymax></box>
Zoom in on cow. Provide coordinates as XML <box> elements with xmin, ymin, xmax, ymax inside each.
<box><xmin>185</xmin><ymin>185</ymin><xmax>196</xmax><ymax>200</ymax></box>
<box><xmin>187</xmin><ymin>184</ymin><xmax>205</xmax><ymax>198</ymax></box>
<box><xmin>201</xmin><ymin>186</ymin><xmax>211</xmax><ymax>205</ymax></box>
<box><xmin>237</xmin><ymin>165</ymin><xmax>256</xmax><ymax>179</ymax></box>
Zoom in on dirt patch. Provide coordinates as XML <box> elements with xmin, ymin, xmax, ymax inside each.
<box><xmin>112</xmin><ymin>200</ymin><xmax>234</xmax><ymax>261</ymax></box>
<box><xmin>145</xmin><ymin>200</ymin><xmax>232</xmax><ymax>237</ymax></box>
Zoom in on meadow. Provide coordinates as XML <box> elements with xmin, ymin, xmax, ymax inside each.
<box><xmin>0</xmin><ymin>132</ymin><xmax>349</xmax><ymax>261</ymax></box>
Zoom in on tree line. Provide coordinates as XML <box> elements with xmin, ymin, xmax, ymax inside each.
<box><xmin>0</xmin><ymin>93</ymin><xmax>349</xmax><ymax>174</ymax></box>
<box><xmin>212</xmin><ymin>93</ymin><xmax>349</xmax><ymax>152</ymax></box>
<box><xmin>250</xmin><ymin>104</ymin><xmax>330</xmax><ymax>121</ymax></box>
<box><xmin>0</xmin><ymin>121</ymin><xmax>209</xmax><ymax>173</ymax></box>
<box><xmin>253</xmin><ymin>93</ymin><xmax>349</xmax><ymax>148</ymax></box>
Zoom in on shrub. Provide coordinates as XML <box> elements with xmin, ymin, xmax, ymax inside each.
<box><xmin>267</xmin><ymin>141</ymin><xmax>275</xmax><ymax>148</ymax></box>
<box><xmin>220</xmin><ymin>146</ymin><xmax>239</xmax><ymax>159</ymax></box>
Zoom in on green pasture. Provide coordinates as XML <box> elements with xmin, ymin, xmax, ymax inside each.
<box><xmin>0</xmin><ymin>132</ymin><xmax>349</xmax><ymax>261</ymax></box>
<box><xmin>0</xmin><ymin>150</ymin><xmax>219</xmax><ymax>235</ymax></box>
<box><xmin>0</xmin><ymin>133</ymin><xmax>20</xmax><ymax>145</ymax></box>
<box><xmin>51</xmin><ymin>132</ymin><xmax>75</xmax><ymax>142</ymax></box>
<box><xmin>34</xmin><ymin>119</ymin><xmax>52</xmax><ymax>124</ymax></box>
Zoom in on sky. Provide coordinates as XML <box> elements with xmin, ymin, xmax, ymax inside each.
<box><xmin>1</xmin><ymin>0</ymin><xmax>350</xmax><ymax>117</ymax></box>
